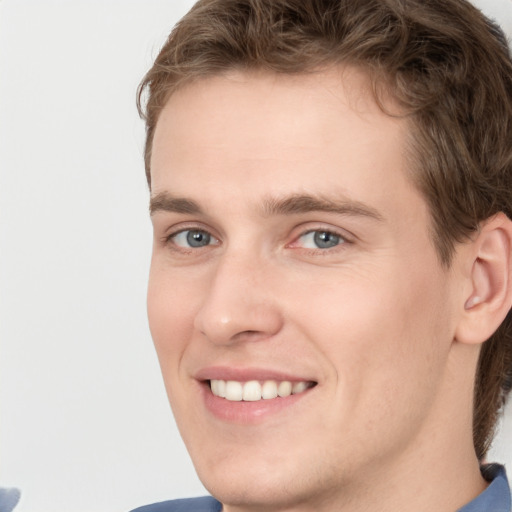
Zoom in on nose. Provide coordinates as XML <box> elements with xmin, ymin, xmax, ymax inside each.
<box><xmin>193</xmin><ymin>253</ymin><xmax>284</xmax><ymax>345</ymax></box>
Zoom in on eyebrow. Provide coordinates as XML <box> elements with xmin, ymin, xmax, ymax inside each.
<box><xmin>150</xmin><ymin>193</ymin><xmax>202</xmax><ymax>215</ymax></box>
<box><xmin>150</xmin><ymin>191</ymin><xmax>384</xmax><ymax>221</ymax></box>
<box><xmin>261</xmin><ymin>193</ymin><xmax>384</xmax><ymax>221</ymax></box>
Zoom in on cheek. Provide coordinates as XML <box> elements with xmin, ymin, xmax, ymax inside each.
<box><xmin>147</xmin><ymin>262</ymin><xmax>198</xmax><ymax>367</ymax></box>
<box><xmin>293</xmin><ymin>260</ymin><xmax>453</xmax><ymax>419</ymax></box>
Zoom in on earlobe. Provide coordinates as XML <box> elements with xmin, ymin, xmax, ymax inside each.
<box><xmin>455</xmin><ymin>213</ymin><xmax>512</xmax><ymax>345</ymax></box>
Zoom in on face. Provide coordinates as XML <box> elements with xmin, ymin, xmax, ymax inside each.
<box><xmin>148</xmin><ymin>69</ymin><xmax>462</xmax><ymax>510</ymax></box>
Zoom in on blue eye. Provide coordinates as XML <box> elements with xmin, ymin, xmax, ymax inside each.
<box><xmin>298</xmin><ymin>230</ymin><xmax>343</xmax><ymax>249</ymax></box>
<box><xmin>171</xmin><ymin>229</ymin><xmax>216</xmax><ymax>248</ymax></box>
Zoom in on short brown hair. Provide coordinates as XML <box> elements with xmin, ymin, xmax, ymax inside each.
<box><xmin>137</xmin><ymin>0</ymin><xmax>512</xmax><ymax>460</ymax></box>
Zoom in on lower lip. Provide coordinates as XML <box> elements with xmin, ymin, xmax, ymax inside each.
<box><xmin>200</xmin><ymin>382</ymin><xmax>313</xmax><ymax>424</ymax></box>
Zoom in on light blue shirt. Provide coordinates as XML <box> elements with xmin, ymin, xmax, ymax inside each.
<box><xmin>0</xmin><ymin>488</ymin><xmax>21</xmax><ymax>512</ymax></box>
<box><xmin>458</xmin><ymin>464</ymin><xmax>510</xmax><ymax>512</ymax></box>
<box><xmin>131</xmin><ymin>464</ymin><xmax>511</xmax><ymax>512</ymax></box>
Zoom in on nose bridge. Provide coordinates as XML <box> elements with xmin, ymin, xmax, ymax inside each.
<box><xmin>194</xmin><ymin>248</ymin><xmax>283</xmax><ymax>344</ymax></box>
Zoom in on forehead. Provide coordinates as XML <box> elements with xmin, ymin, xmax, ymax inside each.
<box><xmin>150</xmin><ymin>67</ymin><xmax>424</xmax><ymax>225</ymax></box>
<box><xmin>151</xmin><ymin>68</ymin><xmax>402</xmax><ymax>165</ymax></box>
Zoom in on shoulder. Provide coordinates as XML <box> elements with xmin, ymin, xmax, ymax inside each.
<box><xmin>130</xmin><ymin>496</ymin><xmax>222</xmax><ymax>512</ymax></box>
<box><xmin>0</xmin><ymin>488</ymin><xmax>21</xmax><ymax>512</ymax></box>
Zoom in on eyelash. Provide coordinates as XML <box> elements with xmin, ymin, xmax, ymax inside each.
<box><xmin>291</xmin><ymin>229</ymin><xmax>347</xmax><ymax>251</ymax></box>
<box><xmin>164</xmin><ymin>228</ymin><xmax>219</xmax><ymax>251</ymax></box>
<box><xmin>163</xmin><ymin>226</ymin><xmax>350</xmax><ymax>253</ymax></box>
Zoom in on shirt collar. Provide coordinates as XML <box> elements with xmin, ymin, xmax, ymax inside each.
<box><xmin>458</xmin><ymin>464</ymin><xmax>511</xmax><ymax>512</ymax></box>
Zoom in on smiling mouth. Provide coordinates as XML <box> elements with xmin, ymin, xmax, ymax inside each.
<box><xmin>209</xmin><ymin>379</ymin><xmax>317</xmax><ymax>402</ymax></box>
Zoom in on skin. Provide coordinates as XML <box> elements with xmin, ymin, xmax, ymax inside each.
<box><xmin>147</xmin><ymin>68</ymin><xmax>487</xmax><ymax>512</ymax></box>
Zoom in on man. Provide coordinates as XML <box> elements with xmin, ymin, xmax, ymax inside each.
<box><xmin>132</xmin><ymin>0</ymin><xmax>512</xmax><ymax>510</ymax></box>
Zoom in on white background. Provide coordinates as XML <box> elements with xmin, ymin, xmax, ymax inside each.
<box><xmin>1</xmin><ymin>1</ymin><xmax>511</xmax><ymax>511</ymax></box>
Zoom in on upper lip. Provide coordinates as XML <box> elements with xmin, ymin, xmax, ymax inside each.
<box><xmin>195</xmin><ymin>366</ymin><xmax>317</xmax><ymax>383</ymax></box>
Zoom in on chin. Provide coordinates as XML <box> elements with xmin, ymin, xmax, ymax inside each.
<box><xmin>192</xmin><ymin>447</ymin><xmax>343</xmax><ymax>511</ymax></box>
<box><xmin>203</xmin><ymin>476</ymin><xmax>313</xmax><ymax>511</ymax></box>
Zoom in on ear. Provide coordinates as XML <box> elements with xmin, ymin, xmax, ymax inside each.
<box><xmin>455</xmin><ymin>213</ymin><xmax>512</xmax><ymax>345</ymax></box>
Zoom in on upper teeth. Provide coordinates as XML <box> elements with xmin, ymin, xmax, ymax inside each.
<box><xmin>210</xmin><ymin>379</ymin><xmax>310</xmax><ymax>401</ymax></box>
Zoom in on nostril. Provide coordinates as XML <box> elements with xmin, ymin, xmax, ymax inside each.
<box><xmin>231</xmin><ymin>330</ymin><xmax>270</xmax><ymax>342</ymax></box>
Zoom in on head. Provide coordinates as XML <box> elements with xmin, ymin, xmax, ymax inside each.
<box><xmin>139</xmin><ymin>0</ymin><xmax>512</xmax><ymax>507</ymax></box>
